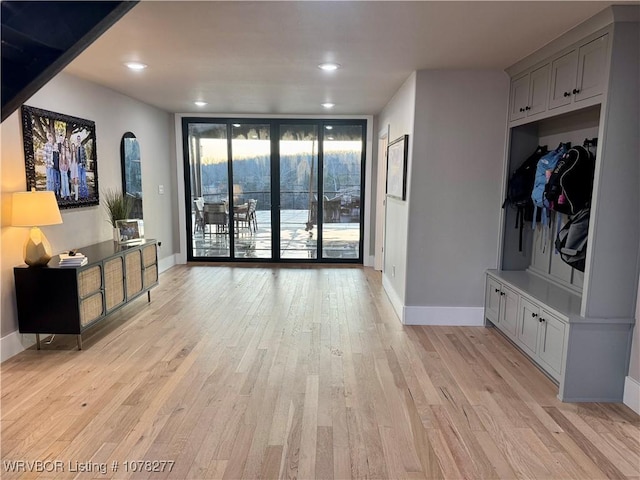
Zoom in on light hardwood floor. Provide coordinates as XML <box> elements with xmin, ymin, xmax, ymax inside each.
<box><xmin>1</xmin><ymin>265</ymin><xmax>638</xmax><ymax>479</ymax></box>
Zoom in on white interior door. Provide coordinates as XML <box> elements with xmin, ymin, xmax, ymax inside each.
<box><xmin>374</xmin><ymin>127</ymin><xmax>388</xmax><ymax>271</ymax></box>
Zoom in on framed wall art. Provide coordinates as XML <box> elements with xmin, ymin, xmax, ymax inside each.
<box><xmin>386</xmin><ymin>134</ymin><xmax>408</xmax><ymax>200</ymax></box>
<box><xmin>21</xmin><ymin>105</ymin><xmax>99</xmax><ymax>209</ymax></box>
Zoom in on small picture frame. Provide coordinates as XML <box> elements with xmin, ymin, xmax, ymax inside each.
<box><xmin>386</xmin><ymin>134</ymin><xmax>408</xmax><ymax>200</ymax></box>
<box><xmin>115</xmin><ymin>219</ymin><xmax>144</xmax><ymax>244</ymax></box>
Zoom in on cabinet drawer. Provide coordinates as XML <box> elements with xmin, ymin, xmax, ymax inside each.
<box><xmin>80</xmin><ymin>292</ymin><xmax>104</xmax><ymax>327</ymax></box>
<box><xmin>144</xmin><ymin>265</ymin><xmax>158</xmax><ymax>288</ymax></box>
<box><xmin>142</xmin><ymin>244</ymin><xmax>157</xmax><ymax>267</ymax></box>
<box><xmin>78</xmin><ymin>265</ymin><xmax>102</xmax><ymax>298</ymax></box>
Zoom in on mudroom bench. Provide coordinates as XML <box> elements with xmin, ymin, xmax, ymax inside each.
<box><xmin>485</xmin><ymin>269</ymin><xmax>633</xmax><ymax>402</ymax></box>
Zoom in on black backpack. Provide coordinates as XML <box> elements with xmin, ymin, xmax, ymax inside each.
<box><xmin>545</xmin><ymin>143</ymin><xmax>595</xmax><ymax>216</ymax></box>
<box><xmin>555</xmin><ymin>206</ymin><xmax>590</xmax><ymax>272</ymax></box>
<box><xmin>503</xmin><ymin>145</ymin><xmax>548</xmax><ymax>251</ymax></box>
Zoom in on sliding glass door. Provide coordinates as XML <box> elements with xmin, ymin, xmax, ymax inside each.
<box><xmin>321</xmin><ymin>124</ymin><xmax>363</xmax><ymax>259</ymax></box>
<box><xmin>231</xmin><ymin>123</ymin><xmax>272</xmax><ymax>259</ymax></box>
<box><xmin>184</xmin><ymin>118</ymin><xmax>365</xmax><ymax>263</ymax></box>
<box><xmin>279</xmin><ymin>124</ymin><xmax>319</xmax><ymax>259</ymax></box>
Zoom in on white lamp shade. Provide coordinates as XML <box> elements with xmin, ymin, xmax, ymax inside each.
<box><xmin>12</xmin><ymin>190</ymin><xmax>63</xmax><ymax>227</ymax></box>
<box><xmin>12</xmin><ymin>191</ymin><xmax>63</xmax><ymax>267</ymax></box>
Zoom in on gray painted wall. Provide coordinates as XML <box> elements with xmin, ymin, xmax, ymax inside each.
<box><xmin>630</xmin><ymin>281</ymin><xmax>640</xmax><ymax>382</ymax></box>
<box><xmin>405</xmin><ymin>70</ymin><xmax>509</xmax><ymax>308</ymax></box>
<box><xmin>377</xmin><ymin>73</ymin><xmax>416</xmax><ymax>316</ymax></box>
<box><xmin>1</xmin><ymin>72</ymin><xmax>176</xmax><ymax>338</ymax></box>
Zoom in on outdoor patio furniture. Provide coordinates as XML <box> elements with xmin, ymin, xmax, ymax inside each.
<box><xmin>234</xmin><ymin>199</ymin><xmax>257</xmax><ymax>233</ymax></box>
<box><xmin>204</xmin><ymin>202</ymin><xmax>228</xmax><ymax>234</ymax></box>
<box><xmin>193</xmin><ymin>198</ymin><xmax>205</xmax><ymax>233</ymax></box>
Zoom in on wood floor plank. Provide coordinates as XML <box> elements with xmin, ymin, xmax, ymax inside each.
<box><xmin>1</xmin><ymin>264</ymin><xmax>638</xmax><ymax>480</ymax></box>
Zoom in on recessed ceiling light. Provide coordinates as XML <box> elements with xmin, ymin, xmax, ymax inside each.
<box><xmin>194</xmin><ymin>101</ymin><xmax>207</xmax><ymax>107</ymax></box>
<box><xmin>325</xmin><ymin>125</ymin><xmax>333</xmax><ymax>130</ymax></box>
<box><xmin>327</xmin><ymin>136</ymin><xmax>335</xmax><ymax>140</ymax></box>
<box><xmin>233</xmin><ymin>123</ymin><xmax>241</xmax><ymax>127</ymax></box>
<box><xmin>124</xmin><ymin>62</ymin><xmax>147</xmax><ymax>71</ymax></box>
<box><xmin>318</xmin><ymin>63</ymin><xmax>340</xmax><ymax>71</ymax></box>
<box><xmin>321</xmin><ymin>103</ymin><xmax>335</xmax><ymax>109</ymax></box>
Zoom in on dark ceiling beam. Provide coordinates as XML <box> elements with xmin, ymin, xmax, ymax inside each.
<box><xmin>1</xmin><ymin>1</ymin><xmax>138</xmax><ymax>122</ymax></box>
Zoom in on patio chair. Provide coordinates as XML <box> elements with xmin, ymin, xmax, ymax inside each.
<box><xmin>234</xmin><ymin>199</ymin><xmax>257</xmax><ymax>233</ymax></box>
<box><xmin>204</xmin><ymin>202</ymin><xmax>228</xmax><ymax>234</ymax></box>
<box><xmin>193</xmin><ymin>199</ymin><xmax>205</xmax><ymax>233</ymax></box>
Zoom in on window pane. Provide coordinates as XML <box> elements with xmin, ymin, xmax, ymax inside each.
<box><xmin>231</xmin><ymin>124</ymin><xmax>272</xmax><ymax>259</ymax></box>
<box><xmin>188</xmin><ymin>123</ymin><xmax>230</xmax><ymax>258</ymax></box>
<box><xmin>321</xmin><ymin>124</ymin><xmax>362</xmax><ymax>260</ymax></box>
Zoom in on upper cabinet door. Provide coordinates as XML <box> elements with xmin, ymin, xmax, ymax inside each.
<box><xmin>527</xmin><ymin>63</ymin><xmax>550</xmax><ymax>116</ymax></box>
<box><xmin>575</xmin><ymin>34</ymin><xmax>609</xmax><ymax>103</ymax></box>
<box><xmin>549</xmin><ymin>49</ymin><xmax>578</xmax><ymax>110</ymax></box>
<box><xmin>510</xmin><ymin>74</ymin><xmax>529</xmax><ymax>121</ymax></box>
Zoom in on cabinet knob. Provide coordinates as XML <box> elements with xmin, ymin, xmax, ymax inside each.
<box><xmin>572</xmin><ymin>88</ymin><xmax>580</xmax><ymax>94</ymax></box>
<box><xmin>500</xmin><ymin>292</ymin><xmax>506</xmax><ymax>296</ymax></box>
<box><xmin>531</xmin><ymin>312</ymin><xmax>538</xmax><ymax>318</ymax></box>
<box><xmin>539</xmin><ymin>318</ymin><xmax>545</xmax><ymax>323</ymax></box>
<box><xmin>494</xmin><ymin>288</ymin><xmax>500</xmax><ymax>293</ymax></box>
<box><xmin>519</xmin><ymin>107</ymin><xmax>524</xmax><ymax>112</ymax></box>
<box><xmin>564</xmin><ymin>92</ymin><xmax>571</xmax><ymax>97</ymax></box>
<box><xmin>525</xmin><ymin>106</ymin><xmax>531</xmax><ymax>111</ymax></box>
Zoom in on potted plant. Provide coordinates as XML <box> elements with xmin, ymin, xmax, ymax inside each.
<box><xmin>103</xmin><ymin>188</ymin><xmax>133</xmax><ymax>241</ymax></box>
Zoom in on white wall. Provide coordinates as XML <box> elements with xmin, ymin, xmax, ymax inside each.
<box><xmin>376</xmin><ymin>73</ymin><xmax>416</xmax><ymax>319</ymax></box>
<box><xmin>403</xmin><ymin>70</ymin><xmax>509</xmax><ymax>325</ymax></box>
<box><xmin>1</xmin><ymin>72</ymin><xmax>176</xmax><ymax>347</ymax></box>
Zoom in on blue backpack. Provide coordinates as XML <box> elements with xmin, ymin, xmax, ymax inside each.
<box><xmin>531</xmin><ymin>143</ymin><xmax>569</xmax><ymax>229</ymax></box>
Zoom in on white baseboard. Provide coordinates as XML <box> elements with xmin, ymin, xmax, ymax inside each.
<box><xmin>381</xmin><ymin>274</ymin><xmax>403</xmax><ymax>324</ymax></box>
<box><xmin>403</xmin><ymin>306</ymin><xmax>485</xmax><ymax>326</ymax></box>
<box><xmin>623</xmin><ymin>376</ymin><xmax>640</xmax><ymax>414</ymax></box>
<box><xmin>158</xmin><ymin>254</ymin><xmax>177</xmax><ymax>273</ymax></box>
<box><xmin>364</xmin><ymin>255</ymin><xmax>375</xmax><ymax>268</ymax></box>
<box><xmin>0</xmin><ymin>331</ymin><xmax>36</xmax><ymax>363</ymax></box>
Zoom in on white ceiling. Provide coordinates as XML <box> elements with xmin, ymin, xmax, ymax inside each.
<box><xmin>64</xmin><ymin>1</ymin><xmax>622</xmax><ymax>115</ymax></box>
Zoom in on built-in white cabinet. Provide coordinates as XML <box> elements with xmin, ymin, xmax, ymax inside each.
<box><xmin>517</xmin><ymin>297</ymin><xmax>541</xmax><ymax>356</ymax></box>
<box><xmin>485</xmin><ymin>277</ymin><xmax>518</xmax><ymax>338</ymax></box>
<box><xmin>509</xmin><ymin>31</ymin><xmax>610</xmax><ymax>125</ymax></box>
<box><xmin>509</xmin><ymin>63</ymin><xmax>550</xmax><ymax>121</ymax></box>
<box><xmin>549</xmin><ymin>34</ymin><xmax>609</xmax><ymax>110</ymax></box>
<box><xmin>493</xmin><ymin>8</ymin><xmax>638</xmax><ymax>402</ymax></box>
<box><xmin>549</xmin><ymin>50</ymin><xmax>579</xmax><ymax>109</ymax></box>
<box><xmin>486</xmin><ymin>273</ymin><xmax>567</xmax><ymax>382</ymax></box>
<box><xmin>537</xmin><ymin>311</ymin><xmax>565</xmax><ymax>379</ymax></box>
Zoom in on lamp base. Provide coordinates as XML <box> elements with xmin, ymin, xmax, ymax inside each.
<box><xmin>24</xmin><ymin>227</ymin><xmax>53</xmax><ymax>267</ymax></box>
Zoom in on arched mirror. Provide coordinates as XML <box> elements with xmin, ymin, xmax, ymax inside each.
<box><xmin>121</xmin><ymin>132</ymin><xmax>143</xmax><ymax>219</ymax></box>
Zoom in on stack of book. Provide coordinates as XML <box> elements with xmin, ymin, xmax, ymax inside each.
<box><xmin>58</xmin><ymin>252</ymin><xmax>88</xmax><ymax>267</ymax></box>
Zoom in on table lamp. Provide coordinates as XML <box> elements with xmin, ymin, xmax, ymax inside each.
<box><xmin>12</xmin><ymin>190</ymin><xmax>63</xmax><ymax>266</ymax></box>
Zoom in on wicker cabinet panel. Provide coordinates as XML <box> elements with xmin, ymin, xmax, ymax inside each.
<box><xmin>78</xmin><ymin>265</ymin><xmax>102</xmax><ymax>297</ymax></box>
<box><xmin>80</xmin><ymin>292</ymin><xmax>104</xmax><ymax>326</ymax></box>
<box><xmin>142</xmin><ymin>244</ymin><xmax>157</xmax><ymax>267</ymax></box>
<box><xmin>125</xmin><ymin>250</ymin><xmax>143</xmax><ymax>297</ymax></box>
<box><xmin>144</xmin><ymin>265</ymin><xmax>158</xmax><ymax>288</ymax></box>
<box><xmin>104</xmin><ymin>257</ymin><xmax>125</xmax><ymax>311</ymax></box>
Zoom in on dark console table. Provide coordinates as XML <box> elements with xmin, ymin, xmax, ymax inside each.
<box><xmin>14</xmin><ymin>239</ymin><xmax>158</xmax><ymax>350</ymax></box>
